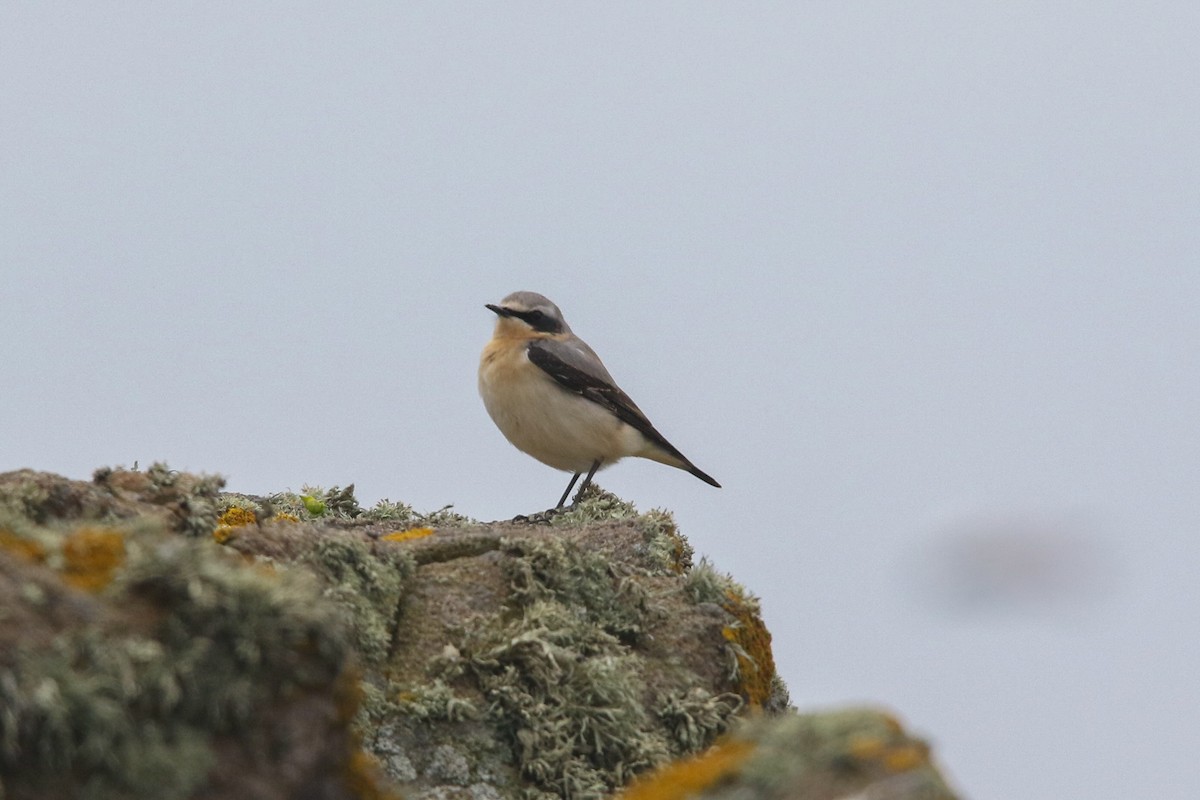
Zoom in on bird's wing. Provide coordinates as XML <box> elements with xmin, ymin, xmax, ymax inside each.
<box><xmin>526</xmin><ymin>338</ymin><xmax>690</xmax><ymax>462</ymax></box>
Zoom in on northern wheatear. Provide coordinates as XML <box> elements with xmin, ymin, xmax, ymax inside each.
<box><xmin>478</xmin><ymin>291</ymin><xmax>720</xmax><ymax>510</ymax></box>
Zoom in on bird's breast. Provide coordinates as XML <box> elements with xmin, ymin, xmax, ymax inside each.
<box><xmin>478</xmin><ymin>339</ymin><xmax>640</xmax><ymax>472</ymax></box>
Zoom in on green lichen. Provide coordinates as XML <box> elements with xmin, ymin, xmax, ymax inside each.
<box><xmin>681</xmin><ymin>559</ymin><xmax>782</xmax><ymax>711</ymax></box>
<box><xmin>361</xmin><ymin>498</ymin><xmax>417</xmax><ymax>523</ymax></box>
<box><xmin>259</xmin><ymin>484</ymin><xmax>362</xmax><ymax>521</ymax></box>
<box><xmin>0</xmin><ymin>473</ymin><xmax>56</xmax><ymax>524</ymax></box>
<box><xmin>464</xmin><ymin>600</ymin><xmax>670</xmax><ymax>797</ymax></box>
<box><xmin>92</xmin><ymin>462</ymin><xmax>226</xmax><ymax>537</ymax></box>
<box><xmin>0</xmin><ymin>521</ymin><xmax>353</xmax><ymax>800</ymax></box>
<box><xmin>657</xmin><ymin>688</ymin><xmax>743</xmax><ymax>752</ymax></box>
<box><xmin>502</xmin><ymin>535</ymin><xmax>652</xmax><ymax>644</ymax></box>
<box><xmin>0</xmin><ymin>631</ymin><xmax>219</xmax><ymax>800</ymax></box>
<box><xmin>408</xmin><ymin>504</ymin><xmax>475</xmax><ymax>527</ymax></box>
<box><xmin>683</xmin><ymin>558</ymin><xmax>741</xmax><ymax>606</ymax></box>
<box><xmin>305</xmin><ymin>484</ymin><xmax>363</xmax><ymax>518</ymax></box>
<box><xmin>734</xmin><ymin>710</ymin><xmax>953</xmax><ymax>799</ymax></box>
<box><xmin>550</xmin><ymin>484</ymin><xmax>640</xmax><ymax>527</ymax></box>
<box><xmin>301</xmin><ymin>534</ymin><xmax>416</xmax><ymax>665</ymax></box>
<box><xmin>119</xmin><ymin>536</ymin><xmax>352</xmax><ymax>715</ymax></box>
<box><xmin>624</xmin><ymin>710</ymin><xmax>956</xmax><ymax>800</ymax></box>
<box><xmin>394</xmin><ymin>678</ymin><xmax>479</xmax><ymax>722</ymax></box>
<box><xmin>636</xmin><ymin>509</ymin><xmax>693</xmax><ymax>575</ymax></box>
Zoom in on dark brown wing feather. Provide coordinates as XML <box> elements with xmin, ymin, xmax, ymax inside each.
<box><xmin>526</xmin><ymin>340</ymin><xmax>707</xmax><ymax>479</ymax></box>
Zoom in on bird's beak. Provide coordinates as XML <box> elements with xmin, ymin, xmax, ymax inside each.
<box><xmin>486</xmin><ymin>304</ymin><xmax>512</xmax><ymax>317</ymax></box>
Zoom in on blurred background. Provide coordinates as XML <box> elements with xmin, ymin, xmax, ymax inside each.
<box><xmin>3</xmin><ymin>4</ymin><xmax>1197</xmax><ymax>798</ymax></box>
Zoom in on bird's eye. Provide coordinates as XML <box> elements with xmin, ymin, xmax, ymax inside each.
<box><xmin>526</xmin><ymin>310</ymin><xmax>544</xmax><ymax>321</ymax></box>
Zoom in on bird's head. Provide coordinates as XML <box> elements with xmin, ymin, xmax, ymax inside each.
<box><xmin>486</xmin><ymin>291</ymin><xmax>569</xmax><ymax>337</ymax></box>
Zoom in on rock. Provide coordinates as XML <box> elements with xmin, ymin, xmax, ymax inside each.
<box><xmin>0</xmin><ymin>466</ymin><xmax>958</xmax><ymax>800</ymax></box>
<box><xmin>621</xmin><ymin>709</ymin><xmax>957</xmax><ymax>800</ymax></box>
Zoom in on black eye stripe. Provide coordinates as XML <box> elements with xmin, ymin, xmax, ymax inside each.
<box><xmin>513</xmin><ymin>308</ymin><xmax>562</xmax><ymax>334</ymax></box>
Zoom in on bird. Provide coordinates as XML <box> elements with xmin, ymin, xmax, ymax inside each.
<box><xmin>478</xmin><ymin>291</ymin><xmax>720</xmax><ymax>512</ymax></box>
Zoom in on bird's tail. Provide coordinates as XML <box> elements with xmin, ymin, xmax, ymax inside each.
<box><xmin>639</xmin><ymin>442</ymin><xmax>721</xmax><ymax>488</ymax></box>
<box><xmin>687</xmin><ymin>465</ymin><xmax>721</xmax><ymax>488</ymax></box>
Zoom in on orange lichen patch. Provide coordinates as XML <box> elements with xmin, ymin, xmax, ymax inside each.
<box><xmin>847</xmin><ymin>733</ymin><xmax>929</xmax><ymax>773</ymax></box>
<box><xmin>212</xmin><ymin>526</ymin><xmax>238</xmax><ymax>544</ymax></box>
<box><xmin>218</xmin><ymin>506</ymin><xmax>258</xmax><ymax>528</ymax></box>
<box><xmin>0</xmin><ymin>530</ymin><xmax>47</xmax><ymax>563</ymax></box>
<box><xmin>343</xmin><ymin>749</ymin><xmax>403</xmax><ymax>800</ymax></box>
<box><xmin>847</xmin><ymin>734</ymin><xmax>888</xmax><ymax>761</ymax></box>
<box><xmin>213</xmin><ymin>507</ymin><xmax>258</xmax><ymax>544</ymax></box>
<box><xmin>272</xmin><ymin>512</ymin><xmax>300</xmax><ymax>523</ymax></box>
<box><xmin>619</xmin><ymin>740</ymin><xmax>754</xmax><ymax>800</ymax></box>
<box><xmin>665</xmin><ymin>528</ymin><xmax>691</xmax><ymax>574</ymax></box>
<box><xmin>720</xmin><ymin>589</ymin><xmax>777</xmax><ymax>709</ymax></box>
<box><xmin>381</xmin><ymin>527</ymin><xmax>434</xmax><ymax>543</ymax></box>
<box><xmin>61</xmin><ymin>527</ymin><xmax>126</xmax><ymax>592</ymax></box>
<box><xmin>883</xmin><ymin>742</ymin><xmax>930</xmax><ymax>772</ymax></box>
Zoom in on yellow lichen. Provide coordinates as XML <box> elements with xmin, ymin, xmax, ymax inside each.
<box><xmin>343</xmin><ymin>749</ymin><xmax>403</xmax><ymax>800</ymax></box>
<box><xmin>847</xmin><ymin>734</ymin><xmax>887</xmax><ymax>760</ymax></box>
<box><xmin>720</xmin><ymin>589</ymin><xmax>777</xmax><ymax>709</ymax></box>
<box><xmin>212</xmin><ymin>526</ymin><xmax>238</xmax><ymax>544</ymax></box>
<box><xmin>272</xmin><ymin>512</ymin><xmax>299</xmax><ymax>523</ymax></box>
<box><xmin>619</xmin><ymin>740</ymin><xmax>754</xmax><ymax>800</ymax></box>
<box><xmin>61</xmin><ymin>527</ymin><xmax>126</xmax><ymax>592</ymax></box>
<box><xmin>0</xmin><ymin>530</ymin><xmax>47</xmax><ymax>563</ymax></box>
<box><xmin>217</xmin><ymin>507</ymin><xmax>257</xmax><ymax>528</ymax></box>
<box><xmin>847</xmin><ymin>732</ymin><xmax>929</xmax><ymax>773</ymax></box>
<box><xmin>213</xmin><ymin>507</ymin><xmax>258</xmax><ymax>544</ymax></box>
<box><xmin>883</xmin><ymin>742</ymin><xmax>930</xmax><ymax>772</ymax></box>
<box><xmin>381</xmin><ymin>527</ymin><xmax>434</xmax><ymax>543</ymax></box>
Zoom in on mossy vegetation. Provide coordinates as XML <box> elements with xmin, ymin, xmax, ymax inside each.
<box><xmin>416</xmin><ymin>493</ymin><xmax>751</xmax><ymax>798</ymax></box>
<box><xmin>0</xmin><ymin>466</ymin><xmax>408</xmax><ymax>800</ymax></box>
<box><xmin>501</xmin><ymin>535</ymin><xmax>652</xmax><ymax>643</ymax></box>
<box><xmin>0</xmin><ymin>520</ymin><xmax>354</xmax><ymax>799</ymax></box>
<box><xmin>619</xmin><ymin>710</ymin><xmax>955</xmax><ymax>800</ymax></box>
<box><xmin>462</xmin><ymin>598</ymin><xmax>670</xmax><ymax>797</ymax></box>
<box><xmin>300</xmin><ymin>534</ymin><xmax>415</xmax><ymax>666</ymax></box>
<box><xmin>685</xmin><ymin>559</ymin><xmax>782</xmax><ymax>711</ymax></box>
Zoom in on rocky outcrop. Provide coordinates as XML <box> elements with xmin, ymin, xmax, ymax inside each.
<box><xmin>0</xmin><ymin>466</ymin><xmax>957</xmax><ymax>800</ymax></box>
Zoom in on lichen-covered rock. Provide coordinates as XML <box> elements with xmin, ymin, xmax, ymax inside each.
<box><xmin>620</xmin><ymin>709</ymin><xmax>958</xmax><ymax>800</ymax></box>
<box><xmin>218</xmin><ymin>486</ymin><xmax>767</xmax><ymax>799</ymax></box>
<box><xmin>0</xmin><ymin>466</ymin><xmax>959</xmax><ymax>800</ymax></box>
<box><xmin>0</xmin><ymin>468</ymin><xmax>394</xmax><ymax>800</ymax></box>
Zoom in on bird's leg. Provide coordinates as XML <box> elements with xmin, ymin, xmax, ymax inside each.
<box><xmin>512</xmin><ymin>471</ymin><xmax>579</xmax><ymax>523</ymax></box>
<box><xmin>571</xmin><ymin>460</ymin><xmax>602</xmax><ymax>506</ymax></box>
<box><xmin>511</xmin><ymin>463</ymin><xmax>600</xmax><ymax>524</ymax></box>
<box><xmin>556</xmin><ymin>472</ymin><xmax>582</xmax><ymax>510</ymax></box>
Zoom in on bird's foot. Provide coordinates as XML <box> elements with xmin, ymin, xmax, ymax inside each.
<box><xmin>510</xmin><ymin>507</ymin><xmax>565</xmax><ymax>525</ymax></box>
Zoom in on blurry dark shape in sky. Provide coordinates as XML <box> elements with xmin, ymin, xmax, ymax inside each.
<box><xmin>911</xmin><ymin>509</ymin><xmax>1118</xmax><ymax>615</ymax></box>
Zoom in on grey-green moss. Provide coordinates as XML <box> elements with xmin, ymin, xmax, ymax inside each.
<box><xmin>656</xmin><ymin>688</ymin><xmax>744</xmax><ymax>752</ymax></box>
<box><xmin>95</xmin><ymin>462</ymin><xmax>226</xmax><ymax>537</ymax></box>
<box><xmin>301</xmin><ymin>534</ymin><xmax>415</xmax><ymax>665</ymax></box>
<box><xmin>730</xmin><ymin>710</ymin><xmax>955</xmax><ymax>800</ymax></box>
<box><xmin>501</xmin><ymin>535</ymin><xmax>653</xmax><ymax>643</ymax></box>
<box><xmin>0</xmin><ymin>520</ymin><xmax>353</xmax><ymax>800</ymax></box>
<box><xmin>463</xmin><ymin>600</ymin><xmax>671</xmax><ymax>797</ymax></box>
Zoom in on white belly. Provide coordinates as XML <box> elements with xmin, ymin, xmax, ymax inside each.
<box><xmin>479</xmin><ymin>347</ymin><xmax>644</xmax><ymax>473</ymax></box>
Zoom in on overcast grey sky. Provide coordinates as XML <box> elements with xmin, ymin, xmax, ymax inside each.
<box><xmin>3</xmin><ymin>4</ymin><xmax>1198</xmax><ymax>798</ymax></box>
